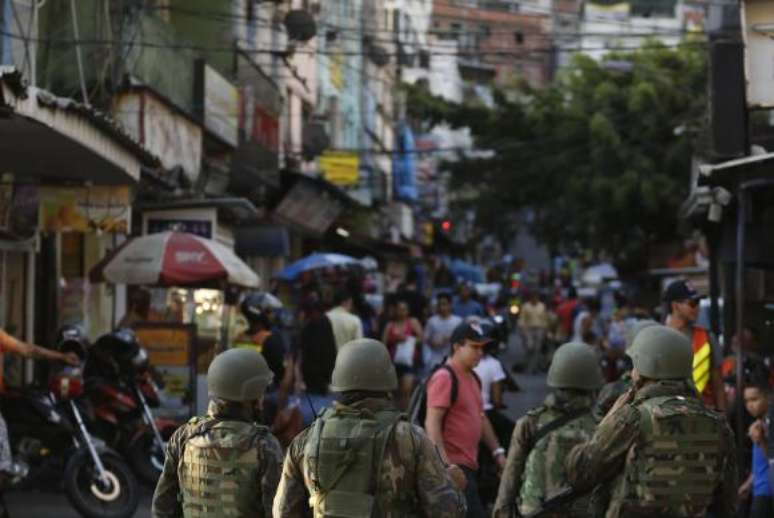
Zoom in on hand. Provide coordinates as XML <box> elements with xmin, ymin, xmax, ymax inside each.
<box><xmin>738</xmin><ymin>480</ymin><xmax>752</xmax><ymax>500</ymax></box>
<box><xmin>749</xmin><ymin>419</ymin><xmax>766</xmax><ymax>446</ymax></box>
<box><xmin>446</xmin><ymin>464</ymin><xmax>467</xmax><ymax>491</ymax></box>
<box><xmin>605</xmin><ymin>388</ymin><xmax>634</xmax><ymax>419</ymax></box>
<box><xmin>495</xmin><ymin>452</ymin><xmax>507</xmax><ymax>474</ymax></box>
<box><xmin>61</xmin><ymin>352</ymin><xmax>80</xmax><ymax>367</ymax></box>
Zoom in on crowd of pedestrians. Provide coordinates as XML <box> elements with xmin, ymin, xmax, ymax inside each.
<box><xmin>149</xmin><ymin>257</ymin><xmax>774</xmax><ymax>518</ymax></box>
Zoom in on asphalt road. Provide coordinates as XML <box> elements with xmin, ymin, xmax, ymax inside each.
<box><xmin>5</xmin><ymin>330</ymin><xmax>547</xmax><ymax>517</ymax></box>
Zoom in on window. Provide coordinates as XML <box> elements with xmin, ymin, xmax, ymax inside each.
<box><xmin>419</xmin><ymin>50</ymin><xmax>430</xmax><ymax>69</ymax></box>
<box><xmin>514</xmin><ymin>32</ymin><xmax>524</xmax><ymax>44</ymax></box>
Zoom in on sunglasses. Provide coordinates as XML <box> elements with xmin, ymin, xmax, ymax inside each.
<box><xmin>681</xmin><ymin>299</ymin><xmax>700</xmax><ymax>308</ymax></box>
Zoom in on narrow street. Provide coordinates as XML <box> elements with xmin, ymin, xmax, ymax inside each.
<box><xmin>4</xmin><ymin>331</ymin><xmax>548</xmax><ymax>517</ymax></box>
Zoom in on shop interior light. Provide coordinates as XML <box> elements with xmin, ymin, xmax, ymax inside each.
<box><xmin>336</xmin><ymin>227</ymin><xmax>350</xmax><ymax>238</ymax></box>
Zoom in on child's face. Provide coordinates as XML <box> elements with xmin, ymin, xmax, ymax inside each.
<box><xmin>744</xmin><ymin>387</ymin><xmax>769</xmax><ymax>418</ymax></box>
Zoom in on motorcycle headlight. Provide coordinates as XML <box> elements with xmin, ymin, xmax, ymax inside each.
<box><xmin>510</xmin><ymin>304</ymin><xmax>520</xmax><ymax>315</ymax></box>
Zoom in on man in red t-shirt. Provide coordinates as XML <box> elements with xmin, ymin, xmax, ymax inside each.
<box><xmin>426</xmin><ymin>322</ymin><xmax>507</xmax><ymax>517</ymax></box>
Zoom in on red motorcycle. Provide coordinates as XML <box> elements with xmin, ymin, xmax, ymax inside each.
<box><xmin>82</xmin><ymin>330</ymin><xmax>179</xmax><ymax>485</ymax></box>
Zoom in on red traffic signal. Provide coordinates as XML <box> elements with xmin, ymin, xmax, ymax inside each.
<box><xmin>441</xmin><ymin>220</ymin><xmax>452</xmax><ymax>232</ymax></box>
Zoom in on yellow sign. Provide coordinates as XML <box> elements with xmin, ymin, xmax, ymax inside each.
<box><xmin>329</xmin><ymin>53</ymin><xmax>345</xmax><ymax>91</ymax></box>
<box><xmin>320</xmin><ymin>151</ymin><xmax>359</xmax><ymax>185</ymax></box>
<box><xmin>39</xmin><ymin>186</ymin><xmax>131</xmax><ymax>233</ymax></box>
<box><xmin>135</xmin><ymin>326</ymin><xmax>191</xmax><ymax>367</ymax></box>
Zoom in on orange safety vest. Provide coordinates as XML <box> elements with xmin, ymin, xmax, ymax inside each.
<box><xmin>691</xmin><ymin>327</ymin><xmax>715</xmax><ymax>407</ymax></box>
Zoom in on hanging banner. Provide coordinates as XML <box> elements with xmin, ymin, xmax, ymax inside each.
<box><xmin>320</xmin><ymin>151</ymin><xmax>359</xmax><ymax>185</ymax></box>
<box><xmin>38</xmin><ymin>186</ymin><xmax>131</xmax><ymax>233</ymax></box>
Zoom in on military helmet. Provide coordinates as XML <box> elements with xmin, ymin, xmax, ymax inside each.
<box><xmin>207</xmin><ymin>348</ymin><xmax>274</xmax><ymax>401</ymax></box>
<box><xmin>627</xmin><ymin>325</ymin><xmax>691</xmax><ymax>380</ymax></box>
<box><xmin>547</xmin><ymin>342</ymin><xmax>604</xmax><ymax>390</ymax></box>
<box><xmin>330</xmin><ymin>338</ymin><xmax>398</xmax><ymax>392</ymax></box>
<box><xmin>626</xmin><ymin>319</ymin><xmax>658</xmax><ymax>350</ymax></box>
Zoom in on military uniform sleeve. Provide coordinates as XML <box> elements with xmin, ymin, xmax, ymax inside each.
<box><xmin>259</xmin><ymin>433</ymin><xmax>284</xmax><ymax>517</ymax></box>
<box><xmin>152</xmin><ymin>426</ymin><xmax>186</xmax><ymax>518</ymax></box>
<box><xmin>713</xmin><ymin>421</ymin><xmax>738</xmax><ymax>518</ymax></box>
<box><xmin>273</xmin><ymin>429</ymin><xmax>312</xmax><ymax>517</ymax></box>
<box><xmin>493</xmin><ymin>414</ymin><xmax>534</xmax><ymax>518</ymax></box>
<box><xmin>565</xmin><ymin>405</ymin><xmax>640</xmax><ymax>492</ymax></box>
<box><xmin>409</xmin><ymin>425</ymin><xmax>465</xmax><ymax>518</ymax></box>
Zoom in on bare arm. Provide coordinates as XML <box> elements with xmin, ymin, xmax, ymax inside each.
<box><xmin>411</xmin><ymin>318</ymin><xmax>423</xmax><ymax>342</ymax></box>
<box><xmin>711</xmin><ymin>367</ymin><xmax>727</xmax><ymax>412</ymax></box>
<box><xmin>491</xmin><ymin>380</ymin><xmax>504</xmax><ymax>408</ymax></box>
<box><xmin>481</xmin><ymin>414</ymin><xmax>502</xmax><ymax>454</ymax></box>
<box><xmin>0</xmin><ymin>330</ymin><xmax>78</xmax><ymax>365</ymax></box>
<box><xmin>425</xmin><ymin>406</ymin><xmax>450</xmax><ymax>464</ymax></box>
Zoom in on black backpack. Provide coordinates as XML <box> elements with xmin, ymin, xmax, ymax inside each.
<box><xmin>408</xmin><ymin>361</ymin><xmax>481</xmax><ymax>429</ymax></box>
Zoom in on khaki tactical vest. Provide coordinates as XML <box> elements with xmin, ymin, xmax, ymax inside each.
<box><xmin>178</xmin><ymin>418</ymin><xmax>267</xmax><ymax>518</ymax></box>
<box><xmin>303</xmin><ymin>404</ymin><xmax>408</xmax><ymax>517</ymax></box>
<box><xmin>611</xmin><ymin>395</ymin><xmax>724</xmax><ymax>515</ymax></box>
<box><xmin>519</xmin><ymin>407</ymin><xmax>596</xmax><ymax>516</ymax></box>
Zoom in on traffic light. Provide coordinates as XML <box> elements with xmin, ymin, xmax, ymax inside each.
<box><xmin>441</xmin><ymin>220</ymin><xmax>452</xmax><ymax>232</ymax></box>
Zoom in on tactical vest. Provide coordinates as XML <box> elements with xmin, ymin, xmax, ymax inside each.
<box><xmin>178</xmin><ymin>418</ymin><xmax>267</xmax><ymax>518</ymax></box>
<box><xmin>518</xmin><ymin>406</ymin><xmax>596</xmax><ymax>517</ymax></box>
<box><xmin>303</xmin><ymin>405</ymin><xmax>412</xmax><ymax>518</ymax></box>
<box><xmin>611</xmin><ymin>395</ymin><xmax>724</xmax><ymax>516</ymax></box>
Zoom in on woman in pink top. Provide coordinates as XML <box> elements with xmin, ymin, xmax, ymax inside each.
<box><xmin>382</xmin><ymin>300</ymin><xmax>423</xmax><ymax>409</ymax></box>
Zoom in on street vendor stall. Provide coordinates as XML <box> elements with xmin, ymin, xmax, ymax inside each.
<box><xmin>89</xmin><ymin>231</ymin><xmax>260</xmax><ymax>417</ymax></box>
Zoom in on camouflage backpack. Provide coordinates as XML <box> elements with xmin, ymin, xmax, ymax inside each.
<box><xmin>178</xmin><ymin>418</ymin><xmax>267</xmax><ymax>518</ymax></box>
<box><xmin>609</xmin><ymin>395</ymin><xmax>726</xmax><ymax>516</ymax></box>
<box><xmin>518</xmin><ymin>407</ymin><xmax>597</xmax><ymax>516</ymax></box>
<box><xmin>303</xmin><ymin>404</ymin><xmax>407</xmax><ymax>517</ymax></box>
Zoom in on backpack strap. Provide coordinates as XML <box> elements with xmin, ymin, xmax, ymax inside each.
<box><xmin>530</xmin><ymin>407</ymin><xmax>588</xmax><ymax>448</ymax></box>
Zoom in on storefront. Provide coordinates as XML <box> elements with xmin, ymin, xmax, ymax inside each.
<box><xmin>0</xmin><ymin>68</ymin><xmax>158</xmax><ymax>383</ymax></box>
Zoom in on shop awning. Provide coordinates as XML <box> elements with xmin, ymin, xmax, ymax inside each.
<box><xmin>0</xmin><ymin>68</ymin><xmax>158</xmax><ymax>185</ymax></box>
<box><xmin>234</xmin><ymin>225</ymin><xmax>289</xmax><ymax>258</ymax></box>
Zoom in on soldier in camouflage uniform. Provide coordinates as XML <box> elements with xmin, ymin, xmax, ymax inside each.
<box><xmin>566</xmin><ymin>325</ymin><xmax>737</xmax><ymax>518</ymax></box>
<box><xmin>272</xmin><ymin>338</ymin><xmax>466</xmax><ymax>517</ymax></box>
<box><xmin>592</xmin><ymin>320</ymin><xmax>658</xmax><ymax>421</ymax></box>
<box><xmin>152</xmin><ymin>348</ymin><xmax>283</xmax><ymax>518</ymax></box>
<box><xmin>493</xmin><ymin>342</ymin><xmax>604</xmax><ymax>518</ymax></box>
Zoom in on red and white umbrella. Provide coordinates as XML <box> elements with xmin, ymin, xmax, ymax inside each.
<box><xmin>89</xmin><ymin>231</ymin><xmax>259</xmax><ymax>288</ymax></box>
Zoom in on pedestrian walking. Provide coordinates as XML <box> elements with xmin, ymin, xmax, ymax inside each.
<box><xmin>425</xmin><ymin>322</ymin><xmax>507</xmax><ymax>517</ymax></box>
<box><xmin>519</xmin><ymin>292</ymin><xmax>549</xmax><ymax>374</ymax></box>
<box><xmin>663</xmin><ymin>279</ymin><xmax>726</xmax><ymax>411</ymax></box>
<box><xmin>382</xmin><ymin>300</ymin><xmax>423</xmax><ymax>409</ymax></box>
<box><xmin>493</xmin><ymin>342</ymin><xmax>603</xmax><ymax>518</ymax></box>
<box><xmin>453</xmin><ymin>284</ymin><xmax>484</xmax><ymax>320</ymax></box>
<box><xmin>272</xmin><ymin>338</ymin><xmax>466</xmax><ymax>517</ymax></box>
<box><xmin>152</xmin><ymin>348</ymin><xmax>283</xmax><ymax>518</ymax></box>
<box><xmin>565</xmin><ymin>325</ymin><xmax>737</xmax><ymax>518</ymax></box>
<box><xmin>326</xmin><ymin>289</ymin><xmax>364</xmax><ymax>351</ymax></box>
<box><xmin>424</xmin><ymin>293</ymin><xmax>463</xmax><ymax>375</ymax></box>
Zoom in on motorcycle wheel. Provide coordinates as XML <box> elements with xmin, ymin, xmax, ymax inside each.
<box><xmin>127</xmin><ymin>431</ymin><xmax>165</xmax><ymax>485</ymax></box>
<box><xmin>64</xmin><ymin>450</ymin><xmax>139</xmax><ymax>518</ymax></box>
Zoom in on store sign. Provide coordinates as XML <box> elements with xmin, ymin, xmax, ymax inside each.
<box><xmin>38</xmin><ymin>186</ymin><xmax>131</xmax><ymax>233</ymax></box>
<box><xmin>742</xmin><ymin>0</ymin><xmax>774</xmax><ymax>108</ymax></box>
<box><xmin>195</xmin><ymin>61</ymin><xmax>240</xmax><ymax>147</ymax></box>
<box><xmin>274</xmin><ymin>181</ymin><xmax>343</xmax><ymax>236</ymax></box>
<box><xmin>320</xmin><ymin>151</ymin><xmax>359</xmax><ymax>185</ymax></box>
<box><xmin>114</xmin><ymin>90</ymin><xmax>203</xmax><ymax>183</ymax></box>
<box><xmin>233</xmin><ymin>83</ymin><xmax>280</xmax><ymax>187</ymax></box>
<box><xmin>146</xmin><ymin>218</ymin><xmax>213</xmax><ymax>239</ymax></box>
<box><xmin>134</xmin><ymin>323</ymin><xmax>197</xmax><ymax>418</ymax></box>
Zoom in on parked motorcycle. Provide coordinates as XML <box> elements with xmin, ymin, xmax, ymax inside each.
<box><xmin>2</xmin><ymin>364</ymin><xmax>139</xmax><ymax>518</ymax></box>
<box><xmin>83</xmin><ymin>329</ymin><xmax>178</xmax><ymax>485</ymax></box>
